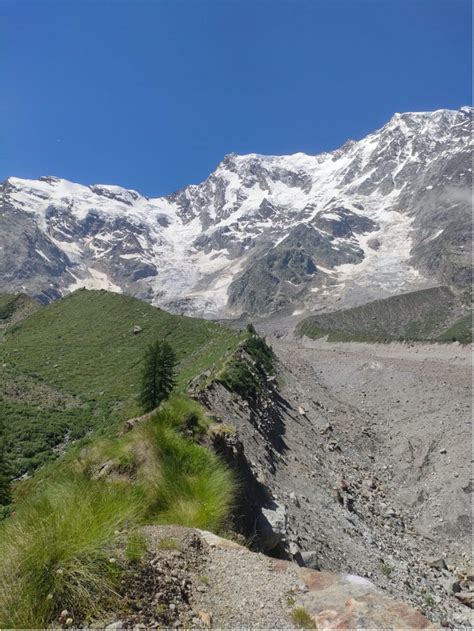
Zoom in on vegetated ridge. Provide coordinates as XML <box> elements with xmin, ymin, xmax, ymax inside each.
<box><xmin>0</xmin><ymin>289</ymin><xmax>244</xmax><ymax>476</ymax></box>
<box><xmin>296</xmin><ymin>286</ymin><xmax>472</xmax><ymax>343</ymax></box>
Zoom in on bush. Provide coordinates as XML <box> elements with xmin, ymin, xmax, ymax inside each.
<box><xmin>219</xmin><ymin>361</ymin><xmax>260</xmax><ymax>398</ymax></box>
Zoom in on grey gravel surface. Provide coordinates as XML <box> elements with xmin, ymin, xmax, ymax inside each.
<box><xmin>263</xmin><ymin>335</ymin><xmax>472</xmax><ymax>628</ymax></box>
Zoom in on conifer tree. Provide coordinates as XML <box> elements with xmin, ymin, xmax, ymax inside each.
<box><xmin>246</xmin><ymin>322</ymin><xmax>257</xmax><ymax>335</ymax></box>
<box><xmin>0</xmin><ymin>419</ymin><xmax>11</xmax><ymax>506</ymax></box>
<box><xmin>139</xmin><ymin>340</ymin><xmax>177</xmax><ymax>412</ymax></box>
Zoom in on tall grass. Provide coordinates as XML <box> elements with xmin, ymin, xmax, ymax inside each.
<box><xmin>0</xmin><ymin>396</ymin><xmax>237</xmax><ymax>627</ymax></box>
<box><xmin>143</xmin><ymin>417</ymin><xmax>236</xmax><ymax>530</ymax></box>
<box><xmin>0</xmin><ymin>476</ymin><xmax>141</xmax><ymax>628</ymax></box>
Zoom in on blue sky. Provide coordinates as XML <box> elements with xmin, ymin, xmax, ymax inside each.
<box><xmin>1</xmin><ymin>0</ymin><xmax>471</xmax><ymax>196</ymax></box>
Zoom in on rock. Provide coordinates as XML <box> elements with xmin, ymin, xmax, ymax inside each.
<box><xmin>367</xmin><ymin>238</ymin><xmax>381</xmax><ymax>250</ymax></box>
<box><xmin>105</xmin><ymin>623</ymin><xmax>124</xmax><ymax>630</ymax></box>
<box><xmin>289</xmin><ymin>491</ymin><xmax>300</xmax><ymax>507</ymax></box>
<box><xmin>298</xmin><ymin>406</ymin><xmax>306</xmax><ymax>416</ymax></box>
<box><xmin>300</xmin><ymin>551</ymin><xmax>321</xmax><ymax>570</ymax></box>
<box><xmin>429</xmin><ymin>558</ymin><xmax>448</xmax><ymax>571</ymax></box>
<box><xmin>320</xmin><ymin>423</ymin><xmax>333</xmax><ymax>434</ymax></box>
<box><xmin>455</xmin><ymin>591</ymin><xmax>474</xmax><ymax>608</ymax></box>
<box><xmin>439</xmin><ymin>447</ymin><xmax>447</xmax><ymax>454</ymax></box>
<box><xmin>198</xmin><ymin>611</ymin><xmax>213</xmax><ymax>626</ymax></box>
<box><xmin>132</xmin><ymin>325</ymin><xmax>143</xmax><ymax>334</ymax></box>
<box><xmin>257</xmin><ymin>500</ymin><xmax>288</xmax><ymax>551</ymax></box>
<box><xmin>363</xmin><ymin>476</ymin><xmax>377</xmax><ymax>490</ymax></box>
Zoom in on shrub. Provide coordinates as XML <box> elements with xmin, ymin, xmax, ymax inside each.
<box><xmin>242</xmin><ymin>335</ymin><xmax>275</xmax><ymax>374</ymax></box>
<box><xmin>219</xmin><ymin>360</ymin><xmax>259</xmax><ymax>398</ymax></box>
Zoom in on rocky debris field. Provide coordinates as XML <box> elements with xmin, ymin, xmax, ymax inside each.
<box><xmin>99</xmin><ymin>526</ymin><xmax>434</xmax><ymax>630</ymax></box>
<box><xmin>257</xmin><ymin>335</ymin><xmax>473</xmax><ymax>628</ymax></box>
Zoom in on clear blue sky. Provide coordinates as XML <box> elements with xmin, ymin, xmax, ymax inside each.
<box><xmin>1</xmin><ymin>0</ymin><xmax>471</xmax><ymax>197</ymax></box>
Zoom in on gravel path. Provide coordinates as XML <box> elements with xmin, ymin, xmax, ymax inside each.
<box><xmin>192</xmin><ymin>533</ymin><xmax>297</xmax><ymax>628</ymax></box>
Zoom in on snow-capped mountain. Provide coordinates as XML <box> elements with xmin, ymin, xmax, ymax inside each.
<box><xmin>1</xmin><ymin>106</ymin><xmax>471</xmax><ymax>316</ymax></box>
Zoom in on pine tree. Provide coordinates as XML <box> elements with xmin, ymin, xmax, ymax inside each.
<box><xmin>0</xmin><ymin>419</ymin><xmax>11</xmax><ymax>506</ymax></box>
<box><xmin>139</xmin><ymin>340</ymin><xmax>177</xmax><ymax>412</ymax></box>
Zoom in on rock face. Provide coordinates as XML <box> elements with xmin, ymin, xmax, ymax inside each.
<box><xmin>192</xmin><ymin>335</ymin><xmax>472</xmax><ymax>629</ymax></box>
<box><xmin>0</xmin><ymin>107</ymin><xmax>471</xmax><ymax>314</ymax></box>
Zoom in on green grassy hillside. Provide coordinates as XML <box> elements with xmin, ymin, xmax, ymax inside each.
<box><xmin>297</xmin><ymin>286</ymin><xmax>472</xmax><ymax>344</ymax></box>
<box><xmin>0</xmin><ymin>396</ymin><xmax>237</xmax><ymax>628</ymax></box>
<box><xmin>0</xmin><ymin>290</ymin><xmax>250</xmax><ymax>627</ymax></box>
<box><xmin>1</xmin><ymin>289</ymin><xmax>244</xmax><ymax>475</ymax></box>
<box><xmin>0</xmin><ymin>293</ymin><xmax>40</xmax><ymax>333</ymax></box>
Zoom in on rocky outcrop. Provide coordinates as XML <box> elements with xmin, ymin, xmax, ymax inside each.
<box><xmin>191</xmin><ymin>345</ymin><xmax>288</xmax><ymax>547</ymax></box>
<box><xmin>190</xmin><ymin>332</ymin><xmax>473</xmax><ymax>629</ymax></box>
<box><xmin>98</xmin><ymin>525</ymin><xmax>434</xmax><ymax>630</ymax></box>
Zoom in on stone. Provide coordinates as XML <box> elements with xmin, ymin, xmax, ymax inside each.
<box><xmin>429</xmin><ymin>558</ymin><xmax>447</xmax><ymax>571</ymax></box>
<box><xmin>257</xmin><ymin>500</ymin><xmax>288</xmax><ymax>551</ymax></box>
<box><xmin>367</xmin><ymin>238</ymin><xmax>381</xmax><ymax>250</ymax></box>
<box><xmin>455</xmin><ymin>591</ymin><xmax>474</xmax><ymax>608</ymax></box>
<box><xmin>198</xmin><ymin>611</ymin><xmax>213</xmax><ymax>626</ymax></box>
<box><xmin>105</xmin><ymin>623</ymin><xmax>124</xmax><ymax>630</ymax></box>
<box><xmin>132</xmin><ymin>325</ymin><xmax>143</xmax><ymax>334</ymax></box>
<box><xmin>300</xmin><ymin>551</ymin><xmax>321</xmax><ymax>570</ymax></box>
<box><xmin>289</xmin><ymin>491</ymin><xmax>300</xmax><ymax>507</ymax></box>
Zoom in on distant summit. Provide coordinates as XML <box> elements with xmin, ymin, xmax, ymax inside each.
<box><xmin>1</xmin><ymin>107</ymin><xmax>471</xmax><ymax>315</ymax></box>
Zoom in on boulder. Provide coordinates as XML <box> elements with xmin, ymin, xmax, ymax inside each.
<box><xmin>300</xmin><ymin>550</ymin><xmax>321</xmax><ymax>570</ymax></box>
<box><xmin>257</xmin><ymin>500</ymin><xmax>288</xmax><ymax>551</ymax></box>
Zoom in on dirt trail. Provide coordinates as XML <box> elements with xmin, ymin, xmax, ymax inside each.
<box><xmin>262</xmin><ymin>334</ymin><xmax>472</xmax><ymax>628</ymax></box>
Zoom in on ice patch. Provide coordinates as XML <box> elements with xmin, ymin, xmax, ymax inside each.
<box><xmin>68</xmin><ymin>268</ymin><xmax>122</xmax><ymax>293</ymax></box>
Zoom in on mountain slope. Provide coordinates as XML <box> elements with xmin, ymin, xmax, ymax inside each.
<box><xmin>0</xmin><ymin>107</ymin><xmax>471</xmax><ymax>315</ymax></box>
<box><xmin>0</xmin><ymin>293</ymin><xmax>40</xmax><ymax>333</ymax></box>
<box><xmin>0</xmin><ymin>289</ymin><xmax>243</xmax><ymax>475</ymax></box>
<box><xmin>296</xmin><ymin>286</ymin><xmax>472</xmax><ymax>343</ymax></box>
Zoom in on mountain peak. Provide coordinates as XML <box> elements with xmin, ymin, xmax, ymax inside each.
<box><xmin>0</xmin><ymin>107</ymin><xmax>471</xmax><ymax>316</ymax></box>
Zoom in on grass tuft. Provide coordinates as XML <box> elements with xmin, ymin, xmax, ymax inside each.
<box><xmin>125</xmin><ymin>531</ymin><xmax>148</xmax><ymax>562</ymax></box>
<box><xmin>291</xmin><ymin>607</ymin><xmax>317</xmax><ymax>629</ymax></box>
<box><xmin>0</xmin><ymin>476</ymin><xmax>141</xmax><ymax>628</ymax></box>
<box><xmin>143</xmin><ymin>404</ymin><xmax>237</xmax><ymax>531</ymax></box>
<box><xmin>0</xmin><ymin>395</ymin><xmax>237</xmax><ymax>627</ymax></box>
